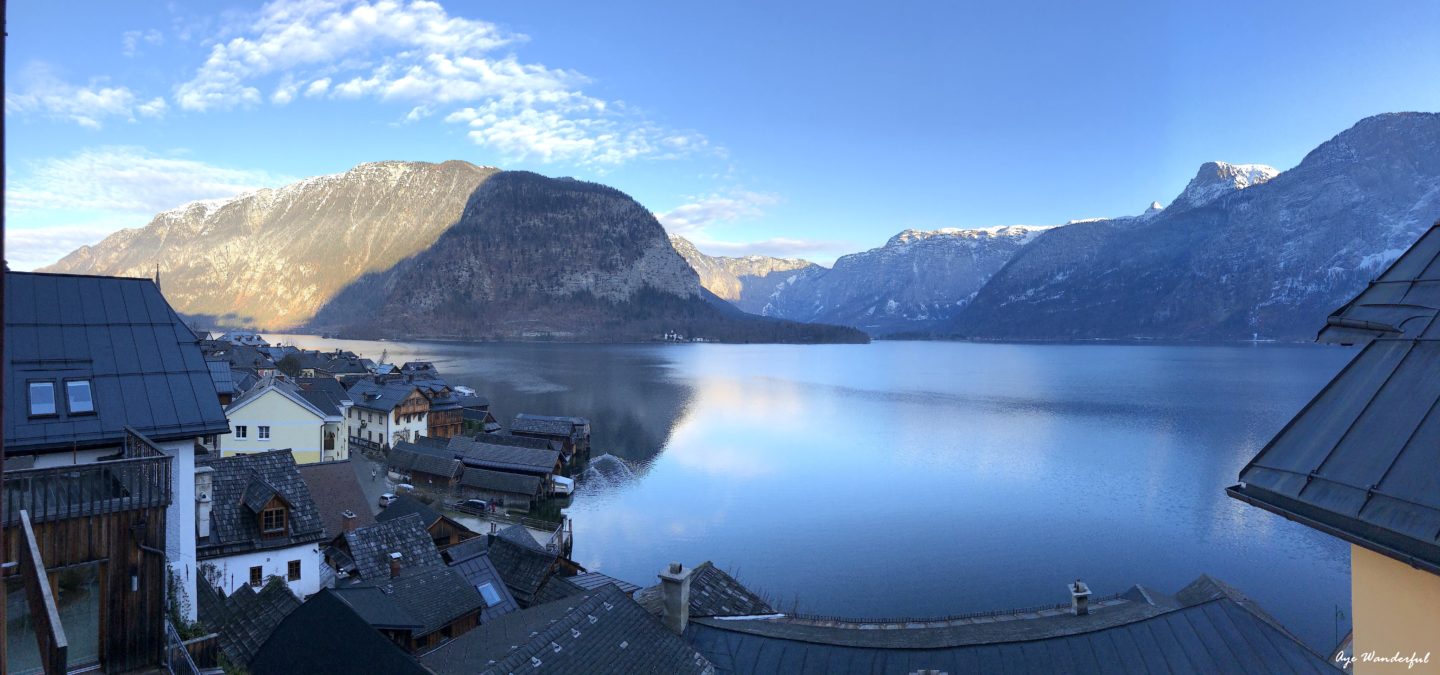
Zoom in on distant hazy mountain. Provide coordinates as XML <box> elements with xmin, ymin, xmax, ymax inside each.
<box><xmin>44</xmin><ymin>160</ymin><xmax>496</xmax><ymax>328</ymax></box>
<box><xmin>667</xmin><ymin>235</ymin><xmax>823</xmax><ymax>314</ymax></box>
<box><xmin>45</xmin><ymin>163</ymin><xmax>865</xmax><ymax>343</ymax></box>
<box><xmin>949</xmin><ymin>112</ymin><xmax>1440</xmax><ymax>341</ymax></box>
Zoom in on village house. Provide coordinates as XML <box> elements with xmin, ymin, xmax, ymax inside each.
<box><xmin>458</xmin><ymin>467</ymin><xmax>545</xmax><ymax>513</ymax></box>
<box><xmin>223</xmin><ymin>375</ymin><xmax>348</xmax><ymax>463</ymax></box>
<box><xmin>196</xmin><ymin>577</ymin><xmax>301</xmax><ymax>670</ymax></box>
<box><xmin>449</xmin><ymin>435</ymin><xmax>564</xmax><ymax>492</ymax></box>
<box><xmin>1229</xmin><ymin>219</ymin><xmax>1440</xmax><ymax>673</ymax></box>
<box><xmin>375</xmin><ymin>495</ymin><xmax>476</xmax><ymax>550</ymax></box>
<box><xmin>197</xmin><ymin>450</ymin><xmax>328</xmax><ymax>599</ymax></box>
<box><xmin>202</xmin><ymin>340</ymin><xmax>279</xmax><ymax>379</ymax></box>
<box><xmin>335</xmin><ymin>513</ymin><xmax>445</xmax><ymax>583</ymax></box>
<box><xmin>510</xmin><ymin>413</ymin><xmax>591</xmax><ymax>458</ymax></box>
<box><xmin>2</xmin><ymin>271</ymin><xmax>232</xmax><ymax>673</ymax></box>
<box><xmin>346</xmin><ymin>379</ymin><xmax>430</xmax><ymax>450</ymax></box>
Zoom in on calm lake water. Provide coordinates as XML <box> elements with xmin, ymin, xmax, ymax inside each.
<box><xmin>276</xmin><ymin>336</ymin><xmax>1355</xmax><ymax>650</ymax></box>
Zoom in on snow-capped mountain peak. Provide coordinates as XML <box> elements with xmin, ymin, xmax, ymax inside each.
<box><xmin>1168</xmin><ymin>161</ymin><xmax>1280</xmax><ymax>211</ymax></box>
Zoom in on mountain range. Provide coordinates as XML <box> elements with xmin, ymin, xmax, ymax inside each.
<box><xmin>41</xmin><ymin>112</ymin><xmax>1440</xmax><ymax>343</ymax></box>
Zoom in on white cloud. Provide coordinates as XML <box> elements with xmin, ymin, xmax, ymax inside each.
<box><xmin>122</xmin><ymin>28</ymin><xmax>164</xmax><ymax>57</ymax></box>
<box><xmin>174</xmin><ymin>0</ymin><xmax>711</xmax><ymax>166</ymax></box>
<box><xmin>5</xmin><ymin>64</ymin><xmax>167</xmax><ymax>128</ymax></box>
<box><xmin>655</xmin><ymin>192</ymin><xmax>781</xmax><ymax>237</ymax></box>
<box><xmin>5</xmin><ymin>147</ymin><xmax>292</xmax><ymax>269</ymax></box>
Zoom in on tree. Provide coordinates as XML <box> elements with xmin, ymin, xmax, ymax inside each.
<box><xmin>277</xmin><ymin>353</ymin><xmax>302</xmax><ymax>377</ymax></box>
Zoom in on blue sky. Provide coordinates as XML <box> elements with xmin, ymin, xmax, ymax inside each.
<box><xmin>6</xmin><ymin>0</ymin><xmax>1438</xmax><ymax>270</ymax></box>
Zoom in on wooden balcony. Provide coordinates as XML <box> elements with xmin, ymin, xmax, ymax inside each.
<box><xmin>2</xmin><ymin>427</ymin><xmax>173</xmax><ymax>527</ymax></box>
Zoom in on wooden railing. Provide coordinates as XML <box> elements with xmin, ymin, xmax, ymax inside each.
<box><xmin>3</xmin><ymin>427</ymin><xmax>173</xmax><ymax>526</ymax></box>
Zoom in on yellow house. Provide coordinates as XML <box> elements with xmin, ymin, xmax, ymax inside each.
<box><xmin>1229</xmin><ymin>220</ymin><xmax>1440</xmax><ymax>674</ymax></box>
<box><xmin>224</xmin><ymin>376</ymin><xmax>347</xmax><ymax>464</ymax></box>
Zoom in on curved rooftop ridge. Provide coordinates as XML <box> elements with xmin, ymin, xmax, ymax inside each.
<box><xmin>777</xmin><ymin>590</ymin><xmax>1129</xmax><ymax>628</ymax></box>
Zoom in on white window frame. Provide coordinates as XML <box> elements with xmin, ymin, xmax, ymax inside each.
<box><xmin>258</xmin><ymin>425</ymin><xmax>271</xmax><ymax>441</ymax></box>
<box><xmin>235</xmin><ymin>425</ymin><xmax>248</xmax><ymax>439</ymax></box>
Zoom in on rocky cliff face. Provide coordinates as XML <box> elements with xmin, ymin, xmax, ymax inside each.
<box><xmin>756</xmin><ymin>226</ymin><xmax>1051</xmax><ymax>334</ymax></box>
<box><xmin>43</xmin><ymin>160</ymin><xmax>498</xmax><ymax>328</ymax></box>
<box><xmin>308</xmin><ymin>172</ymin><xmax>867</xmax><ymax>343</ymax></box>
<box><xmin>949</xmin><ymin>112</ymin><xmax>1440</xmax><ymax>341</ymax></box>
<box><xmin>667</xmin><ymin>235</ymin><xmax>821</xmax><ymax>312</ymax></box>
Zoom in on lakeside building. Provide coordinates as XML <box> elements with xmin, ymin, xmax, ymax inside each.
<box><xmin>375</xmin><ymin>494</ymin><xmax>477</xmax><ymax>550</ymax></box>
<box><xmin>197</xmin><ymin>449</ymin><xmax>327</xmax><ymax>599</ymax></box>
<box><xmin>222</xmin><ymin>375</ymin><xmax>348</xmax><ymax>463</ymax></box>
<box><xmin>2</xmin><ymin>271</ymin><xmax>231</xmax><ymax>672</ymax></box>
<box><xmin>347</xmin><ymin>379</ymin><xmax>431</xmax><ymax>450</ymax></box>
<box><xmin>1229</xmin><ymin>219</ymin><xmax>1440</xmax><ymax>673</ymax></box>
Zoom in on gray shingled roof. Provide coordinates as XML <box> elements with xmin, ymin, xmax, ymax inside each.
<box><xmin>510</xmin><ymin>416</ymin><xmax>575</xmax><ymax>438</ymax></box>
<box><xmin>389</xmin><ymin>441</ymin><xmax>463</xmax><ymax>479</ymax></box>
<box><xmin>421</xmin><ymin>584</ymin><xmax>714</xmax><ymax>675</ymax></box>
<box><xmin>296</xmin><ymin>460</ymin><xmax>376</xmax><ymax>540</ymax></box>
<box><xmin>485</xmin><ymin>534</ymin><xmax>560</xmax><ymax>607</ymax></box>
<box><xmin>201</xmin><ymin>450</ymin><xmax>327</xmax><ymax>558</ymax></box>
<box><xmin>4</xmin><ymin>272</ymin><xmax>232</xmax><ymax>453</ymax></box>
<box><xmin>1230</xmin><ymin>220</ymin><xmax>1440</xmax><ymax>574</ymax></box>
<box><xmin>338</xmin><ymin>565</ymin><xmax>484</xmax><ymax>637</ymax></box>
<box><xmin>347</xmin><ymin>379</ymin><xmax>421</xmax><ymax>413</ymax></box>
<box><xmin>249</xmin><ymin>590</ymin><xmax>429</xmax><ymax>675</ymax></box>
<box><xmin>196</xmin><ymin>580</ymin><xmax>301</xmax><ymax>667</ymax></box>
<box><xmin>685</xmin><ymin>576</ymin><xmax>1333</xmax><ymax>674</ymax></box>
<box><xmin>570</xmin><ymin>572</ymin><xmax>643</xmax><ymax>595</ymax></box>
<box><xmin>460</xmin><ymin>467</ymin><xmax>543</xmax><ymax>496</ymax></box>
<box><xmin>451</xmin><ymin>436</ymin><xmax>559</xmax><ymax>474</ymax></box>
<box><xmin>342</xmin><ymin>513</ymin><xmax>445</xmax><ymax>581</ymax></box>
<box><xmin>375</xmin><ymin>494</ymin><xmax>443</xmax><ymax>528</ymax></box>
<box><xmin>446</xmin><ymin>545</ymin><xmax>521</xmax><ymax>622</ymax></box>
<box><xmin>473</xmin><ymin>432</ymin><xmax>562</xmax><ymax>453</ymax></box>
<box><xmin>636</xmin><ymin>562</ymin><xmax>775</xmax><ymax>619</ymax></box>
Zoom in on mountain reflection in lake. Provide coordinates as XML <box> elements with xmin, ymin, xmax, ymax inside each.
<box><xmin>270</xmin><ymin>336</ymin><xmax>1354</xmax><ymax>650</ymax></box>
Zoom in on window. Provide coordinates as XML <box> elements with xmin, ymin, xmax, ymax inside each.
<box><xmin>235</xmin><ymin>425</ymin><xmax>248</xmax><ymax>439</ymax></box>
<box><xmin>65</xmin><ymin>380</ymin><xmax>95</xmax><ymax>414</ymax></box>
<box><xmin>262</xmin><ymin>507</ymin><xmax>286</xmax><ymax>534</ymax></box>
<box><xmin>258</xmin><ymin>425</ymin><xmax>271</xmax><ymax>440</ymax></box>
<box><xmin>28</xmin><ymin>381</ymin><xmax>56</xmax><ymax>416</ymax></box>
<box><xmin>249</xmin><ymin>566</ymin><xmax>263</xmax><ymax>587</ymax></box>
<box><xmin>287</xmin><ymin>560</ymin><xmax>302</xmax><ymax>581</ymax></box>
<box><xmin>477</xmin><ymin>581</ymin><xmax>502</xmax><ymax>607</ymax></box>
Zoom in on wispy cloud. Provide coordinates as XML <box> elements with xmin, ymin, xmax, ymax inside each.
<box><xmin>5</xmin><ymin>147</ymin><xmax>292</xmax><ymax>270</ymax></box>
<box><xmin>122</xmin><ymin>29</ymin><xmax>164</xmax><ymax>57</ymax></box>
<box><xmin>174</xmin><ymin>0</ymin><xmax>708</xmax><ymax>166</ymax></box>
<box><xmin>5</xmin><ymin>63</ymin><xmax>167</xmax><ymax>129</ymax></box>
<box><xmin>656</xmin><ymin>191</ymin><xmax>849</xmax><ymax>263</ymax></box>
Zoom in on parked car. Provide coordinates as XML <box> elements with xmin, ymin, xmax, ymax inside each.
<box><xmin>378</xmin><ymin>493</ymin><xmax>398</xmax><ymax>507</ymax></box>
<box><xmin>459</xmin><ymin>498</ymin><xmax>489</xmax><ymax>511</ymax></box>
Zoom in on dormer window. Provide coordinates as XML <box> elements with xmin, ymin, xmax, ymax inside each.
<box><xmin>28</xmin><ymin>381</ymin><xmax>57</xmax><ymax>417</ymax></box>
<box><xmin>66</xmin><ymin>380</ymin><xmax>95</xmax><ymax>414</ymax></box>
<box><xmin>262</xmin><ymin>507</ymin><xmax>287</xmax><ymax>534</ymax></box>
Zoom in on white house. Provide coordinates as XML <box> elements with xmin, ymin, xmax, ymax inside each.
<box><xmin>225</xmin><ymin>376</ymin><xmax>347</xmax><ymax>463</ymax></box>
<box><xmin>346</xmin><ymin>379</ymin><xmax>430</xmax><ymax>448</ymax></box>
<box><xmin>197</xmin><ymin>450</ymin><xmax>327</xmax><ymax>599</ymax></box>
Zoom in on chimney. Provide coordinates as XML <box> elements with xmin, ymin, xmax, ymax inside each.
<box><xmin>341</xmin><ymin>510</ymin><xmax>358</xmax><ymax>533</ymax></box>
<box><xmin>657</xmin><ymin>562</ymin><xmax>692</xmax><ymax>635</ymax></box>
<box><xmin>1070</xmin><ymin>579</ymin><xmax>1091</xmax><ymax>616</ymax></box>
<box><xmin>389</xmin><ymin>552</ymin><xmax>403</xmax><ymax>578</ymax></box>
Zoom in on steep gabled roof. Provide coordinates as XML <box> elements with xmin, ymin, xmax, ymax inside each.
<box><xmin>336</xmin><ymin>566</ymin><xmax>484</xmax><ymax>637</ymax></box>
<box><xmin>375</xmin><ymin>494</ymin><xmax>443</xmax><ymax>529</ymax></box>
<box><xmin>226</xmin><ymin>375</ymin><xmax>333</xmax><ymax>420</ymax></box>
<box><xmin>201</xmin><ymin>449</ymin><xmax>327</xmax><ymax>558</ymax></box>
<box><xmin>1230</xmin><ymin>220</ymin><xmax>1440</xmax><ymax>573</ymax></box>
<box><xmin>636</xmin><ymin>562</ymin><xmax>774</xmax><ymax>619</ymax></box>
<box><xmin>346</xmin><ymin>378</ymin><xmax>423</xmax><ymax>413</ymax></box>
<box><xmin>342</xmin><ymin>513</ymin><xmax>445</xmax><ymax>581</ymax></box>
<box><xmin>421</xmin><ymin>585</ymin><xmax>713</xmax><ymax>675</ymax></box>
<box><xmin>249</xmin><ymin>590</ymin><xmax>429</xmax><ymax>675</ymax></box>
<box><xmin>296</xmin><ymin>460</ymin><xmax>376</xmax><ymax>540</ymax></box>
<box><xmin>196</xmin><ymin>580</ymin><xmax>301</xmax><ymax>667</ymax></box>
<box><xmin>447</xmin><ymin>545</ymin><xmax>521</xmax><ymax>622</ymax></box>
<box><xmin>4</xmin><ymin>271</ymin><xmax>231</xmax><ymax>452</ymax></box>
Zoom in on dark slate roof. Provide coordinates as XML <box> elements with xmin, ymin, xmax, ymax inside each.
<box><xmin>201</xmin><ymin>450</ymin><xmax>327</xmax><ymax>558</ymax></box>
<box><xmin>461</xmin><ymin>468</ymin><xmax>543</xmax><ymax>496</ymax></box>
<box><xmin>196</xmin><ymin>580</ymin><xmax>301</xmax><ymax>667</ymax></box>
<box><xmin>347</xmin><ymin>379</ymin><xmax>421</xmax><ymax>413</ymax></box>
<box><xmin>476</xmin><ymin>432</ymin><xmax>562</xmax><ymax>453</ymax></box>
<box><xmin>338</xmin><ymin>565</ymin><xmax>484</xmax><ymax>637</ymax></box>
<box><xmin>451</xmin><ymin>436</ymin><xmax>560</xmax><ymax>474</ymax></box>
<box><xmin>375</xmin><ymin>494</ymin><xmax>443</xmax><ymax>529</ymax></box>
<box><xmin>216</xmin><ymin>343</ymin><xmax>279</xmax><ymax>373</ymax></box>
<box><xmin>4</xmin><ymin>272</ymin><xmax>232</xmax><ymax>453</ymax></box>
<box><xmin>1230</xmin><ymin>220</ymin><xmax>1440</xmax><ymax>574</ymax></box>
<box><xmin>249</xmin><ymin>590</ymin><xmax>429</xmax><ymax>675</ymax></box>
<box><xmin>420</xmin><ymin>584</ymin><xmax>714</xmax><ymax>675</ymax></box>
<box><xmin>226</xmin><ymin>375</ymin><xmax>330</xmax><ymax>419</ymax></box>
<box><xmin>455</xmin><ymin>392</ymin><xmax>492</xmax><ymax>409</ymax></box>
<box><xmin>296</xmin><ymin>460</ymin><xmax>376</xmax><ymax>541</ymax></box>
<box><xmin>389</xmin><ymin>441</ymin><xmax>463</xmax><ymax>479</ymax></box>
<box><xmin>206</xmin><ymin>358</ymin><xmax>236</xmax><ymax>396</ymax></box>
<box><xmin>530</xmin><ymin>575</ymin><xmax>587</xmax><ymax>606</ymax></box>
<box><xmin>636</xmin><ymin>562</ymin><xmax>775</xmax><ymax>619</ymax></box>
<box><xmin>485</xmin><ymin>534</ymin><xmax>560</xmax><ymax>607</ymax></box>
<box><xmin>342</xmin><ymin>513</ymin><xmax>445</xmax><ymax>581</ymax></box>
<box><xmin>510</xmin><ymin>416</ymin><xmax>576</xmax><ymax>438</ymax></box>
<box><xmin>685</xmin><ymin>576</ymin><xmax>1333</xmax><ymax>674</ymax></box>
<box><xmin>496</xmin><ymin>524</ymin><xmax>547</xmax><ymax>553</ymax></box>
<box><xmin>571</xmin><ymin>572</ymin><xmax>643</xmax><ymax>595</ymax></box>
<box><xmin>447</xmin><ymin>545</ymin><xmax>521</xmax><ymax>622</ymax></box>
